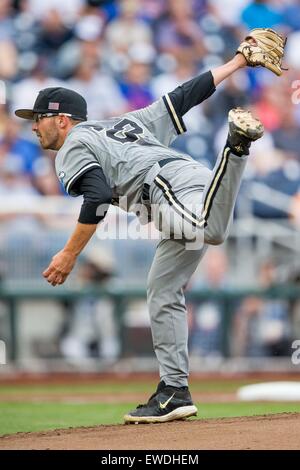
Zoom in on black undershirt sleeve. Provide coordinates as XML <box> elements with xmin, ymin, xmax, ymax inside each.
<box><xmin>71</xmin><ymin>167</ymin><xmax>112</xmax><ymax>224</ymax></box>
<box><xmin>168</xmin><ymin>70</ymin><xmax>216</xmax><ymax>117</ymax></box>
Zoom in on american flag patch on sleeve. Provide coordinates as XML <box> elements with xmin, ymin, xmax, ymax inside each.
<box><xmin>48</xmin><ymin>102</ymin><xmax>60</xmax><ymax>110</ymax></box>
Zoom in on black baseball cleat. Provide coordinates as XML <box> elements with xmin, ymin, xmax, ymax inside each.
<box><xmin>123</xmin><ymin>381</ymin><xmax>197</xmax><ymax>424</ymax></box>
<box><xmin>227</xmin><ymin>107</ymin><xmax>264</xmax><ymax>156</ymax></box>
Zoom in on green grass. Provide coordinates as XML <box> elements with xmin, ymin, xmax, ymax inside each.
<box><xmin>0</xmin><ymin>402</ymin><xmax>126</xmax><ymax>435</ymax></box>
<box><xmin>1</xmin><ymin>401</ymin><xmax>300</xmax><ymax>436</ymax></box>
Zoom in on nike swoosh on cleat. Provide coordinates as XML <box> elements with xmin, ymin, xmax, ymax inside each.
<box><xmin>159</xmin><ymin>393</ymin><xmax>175</xmax><ymax>410</ymax></box>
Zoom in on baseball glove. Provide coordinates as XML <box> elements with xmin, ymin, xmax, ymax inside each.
<box><xmin>237</xmin><ymin>28</ymin><xmax>287</xmax><ymax>76</ymax></box>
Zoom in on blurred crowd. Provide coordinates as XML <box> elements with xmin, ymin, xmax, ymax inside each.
<box><xmin>0</xmin><ymin>0</ymin><xmax>300</xmax><ymax>222</ymax></box>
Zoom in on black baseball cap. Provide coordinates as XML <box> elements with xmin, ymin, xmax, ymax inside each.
<box><xmin>15</xmin><ymin>87</ymin><xmax>88</xmax><ymax>121</ymax></box>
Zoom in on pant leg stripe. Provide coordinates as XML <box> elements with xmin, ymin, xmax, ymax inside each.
<box><xmin>155</xmin><ymin>175</ymin><xmax>199</xmax><ymax>224</ymax></box>
<box><xmin>156</xmin><ymin>175</ymin><xmax>204</xmax><ymax>220</ymax></box>
<box><xmin>202</xmin><ymin>146</ymin><xmax>230</xmax><ymax>221</ymax></box>
<box><xmin>155</xmin><ymin>176</ymin><xmax>205</xmax><ymax>228</ymax></box>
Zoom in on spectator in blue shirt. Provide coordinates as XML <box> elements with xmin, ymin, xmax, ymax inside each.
<box><xmin>0</xmin><ymin>117</ymin><xmax>42</xmax><ymax>175</ymax></box>
<box><xmin>241</xmin><ymin>0</ymin><xmax>283</xmax><ymax>30</ymax></box>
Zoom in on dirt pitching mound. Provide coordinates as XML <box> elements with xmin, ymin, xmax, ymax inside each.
<box><xmin>1</xmin><ymin>413</ymin><xmax>299</xmax><ymax>450</ymax></box>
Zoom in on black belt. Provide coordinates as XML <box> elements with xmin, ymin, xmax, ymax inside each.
<box><xmin>158</xmin><ymin>157</ymin><xmax>186</xmax><ymax>168</ymax></box>
<box><xmin>142</xmin><ymin>157</ymin><xmax>186</xmax><ymax>203</ymax></box>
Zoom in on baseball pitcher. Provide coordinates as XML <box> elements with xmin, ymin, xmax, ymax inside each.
<box><xmin>15</xmin><ymin>29</ymin><xmax>285</xmax><ymax>424</ymax></box>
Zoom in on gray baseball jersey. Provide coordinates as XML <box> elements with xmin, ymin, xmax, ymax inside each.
<box><xmin>53</xmin><ymin>71</ymin><xmax>253</xmax><ymax>390</ymax></box>
<box><xmin>55</xmin><ymin>97</ymin><xmax>193</xmax><ymax>213</ymax></box>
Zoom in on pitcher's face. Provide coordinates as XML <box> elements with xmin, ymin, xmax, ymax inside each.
<box><xmin>32</xmin><ymin>113</ymin><xmax>61</xmax><ymax>150</ymax></box>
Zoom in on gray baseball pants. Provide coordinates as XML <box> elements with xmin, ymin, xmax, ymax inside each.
<box><xmin>146</xmin><ymin>145</ymin><xmax>247</xmax><ymax>387</ymax></box>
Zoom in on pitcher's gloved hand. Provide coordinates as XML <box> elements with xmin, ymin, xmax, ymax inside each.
<box><xmin>237</xmin><ymin>28</ymin><xmax>287</xmax><ymax>76</ymax></box>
